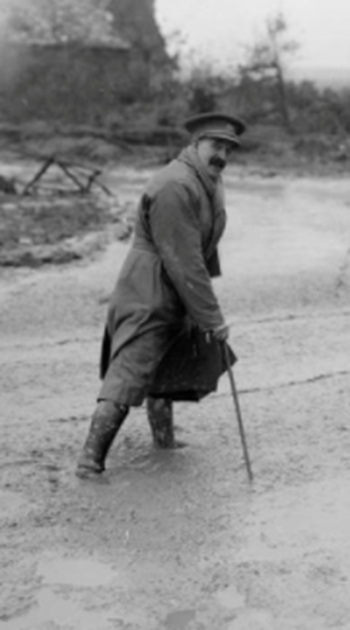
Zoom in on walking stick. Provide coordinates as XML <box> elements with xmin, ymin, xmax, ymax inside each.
<box><xmin>222</xmin><ymin>342</ymin><xmax>253</xmax><ymax>482</ymax></box>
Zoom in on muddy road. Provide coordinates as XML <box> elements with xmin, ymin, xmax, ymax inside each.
<box><xmin>1</xmin><ymin>166</ymin><xmax>350</xmax><ymax>629</ymax></box>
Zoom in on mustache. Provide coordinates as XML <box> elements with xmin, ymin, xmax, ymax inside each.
<box><xmin>209</xmin><ymin>156</ymin><xmax>226</xmax><ymax>170</ymax></box>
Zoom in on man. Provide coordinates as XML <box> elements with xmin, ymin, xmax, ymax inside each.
<box><xmin>76</xmin><ymin>112</ymin><xmax>246</xmax><ymax>478</ymax></box>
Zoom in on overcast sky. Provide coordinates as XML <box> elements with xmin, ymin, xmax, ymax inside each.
<box><xmin>156</xmin><ymin>0</ymin><xmax>350</xmax><ymax>72</ymax></box>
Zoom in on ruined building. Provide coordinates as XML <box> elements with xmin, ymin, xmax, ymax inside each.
<box><xmin>0</xmin><ymin>0</ymin><xmax>173</xmax><ymax>123</ymax></box>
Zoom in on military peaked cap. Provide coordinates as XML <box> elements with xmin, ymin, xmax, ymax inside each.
<box><xmin>184</xmin><ymin>112</ymin><xmax>246</xmax><ymax>147</ymax></box>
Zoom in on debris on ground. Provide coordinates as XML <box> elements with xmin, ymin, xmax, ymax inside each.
<box><xmin>21</xmin><ymin>155</ymin><xmax>113</xmax><ymax>197</ymax></box>
<box><xmin>0</xmin><ymin>157</ymin><xmax>135</xmax><ymax>267</ymax></box>
<box><xmin>0</xmin><ymin>174</ymin><xmax>17</xmax><ymax>194</ymax></box>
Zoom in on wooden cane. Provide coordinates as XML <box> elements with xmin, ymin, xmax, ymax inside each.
<box><xmin>223</xmin><ymin>342</ymin><xmax>253</xmax><ymax>482</ymax></box>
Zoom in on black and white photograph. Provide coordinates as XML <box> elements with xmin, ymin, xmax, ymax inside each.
<box><xmin>1</xmin><ymin>0</ymin><xmax>350</xmax><ymax>628</ymax></box>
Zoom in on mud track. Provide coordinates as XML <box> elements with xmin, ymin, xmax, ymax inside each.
<box><xmin>1</xmin><ymin>166</ymin><xmax>350</xmax><ymax>629</ymax></box>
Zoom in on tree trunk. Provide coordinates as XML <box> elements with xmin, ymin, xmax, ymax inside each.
<box><xmin>276</xmin><ymin>64</ymin><xmax>292</xmax><ymax>133</ymax></box>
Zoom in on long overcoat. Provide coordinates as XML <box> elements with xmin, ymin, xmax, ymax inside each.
<box><xmin>99</xmin><ymin>146</ymin><xmax>227</xmax><ymax>406</ymax></box>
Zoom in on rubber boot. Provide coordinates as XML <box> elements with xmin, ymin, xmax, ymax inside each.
<box><xmin>146</xmin><ymin>396</ymin><xmax>177</xmax><ymax>448</ymax></box>
<box><xmin>76</xmin><ymin>400</ymin><xmax>128</xmax><ymax>478</ymax></box>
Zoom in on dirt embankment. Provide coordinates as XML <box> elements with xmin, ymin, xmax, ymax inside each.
<box><xmin>0</xmin><ymin>156</ymin><xmax>137</xmax><ymax>268</ymax></box>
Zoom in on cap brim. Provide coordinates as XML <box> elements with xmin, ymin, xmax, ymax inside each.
<box><xmin>184</xmin><ymin>113</ymin><xmax>246</xmax><ymax>136</ymax></box>
<box><xmin>197</xmin><ymin>130</ymin><xmax>241</xmax><ymax>147</ymax></box>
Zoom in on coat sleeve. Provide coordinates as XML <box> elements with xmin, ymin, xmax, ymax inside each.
<box><xmin>149</xmin><ymin>181</ymin><xmax>225</xmax><ymax>331</ymax></box>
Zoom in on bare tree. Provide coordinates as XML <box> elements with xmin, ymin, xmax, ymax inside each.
<box><xmin>239</xmin><ymin>13</ymin><xmax>299</xmax><ymax>132</ymax></box>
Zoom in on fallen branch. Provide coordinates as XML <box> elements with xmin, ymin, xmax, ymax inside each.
<box><xmin>21</xmin><ymin>156</ymin><xmax>113</xmax><ymax>197</ymax></box>
<box><xmin>22</xmin><ymin>157</ymin><xmax>54</xmax><ymax>195</ymax></box>
<box><xmin>56</xmin><ymin>161</ymin><xmax>86</xmax><ymax>193</ymax></box>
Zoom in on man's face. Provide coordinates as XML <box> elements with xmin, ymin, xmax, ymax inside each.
<box><xmin>196</xmin><ymin>137</ymin><xmax>234</xmax><ymax>180</ymax></box>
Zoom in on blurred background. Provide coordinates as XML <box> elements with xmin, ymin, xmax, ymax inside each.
<box><xmin>0</xmin><ymin>0</ymin><xmax>349</xmax><ymax>168</ymax></box>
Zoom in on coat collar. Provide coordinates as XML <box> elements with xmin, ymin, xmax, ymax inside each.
<box><xmin>177</xmin><ymin>145</ymin><xmax>218</xmax><ymax>200</ymax></box>
<box><xmin>177</xmin><ymin>145</ymin><xmax>227</xmax><ymax>261</ymax></box>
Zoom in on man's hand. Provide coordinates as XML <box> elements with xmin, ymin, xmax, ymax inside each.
<box><xmin>211</xmin><ymin>323</ymin><xmax>229</xmax><ymax>342</ymax></box>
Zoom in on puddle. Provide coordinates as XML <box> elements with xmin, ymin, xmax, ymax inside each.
<box><xmin>164</xmin><ymin>608</ymin><xmax>196</xmax><ymax>629</ymax></box>
<box><xmin>235</xmin><ymin>476</ymin><xmax>350</xmax><ymax>563</ymax></box>
<box><xmin>38</xmin><ymin>555</ymin><xmax>118</xmax><ymax>587</ymax></box>
<box><xmin>1</xmin><ymin>589</ymin><xmax>110</xmax><ymax>630</ymax></box>
<box><xmin>0</xmin><ymin>490</ymin><xmax>29</xmax><ymax>520</ymax></box>
<box><xmin>216</xmin><ymin>584</ymin><xmax>246</xmax><ymax>610</ymax></box>
<box><xmin>226</xmin><ymin>608</ymin><xmax>275</xmax><ymax>630</ymax></box>
<box><xmin>1</xmin><ymin>557</ymin><xmax>119</xmax><ymax>630</ymax></box>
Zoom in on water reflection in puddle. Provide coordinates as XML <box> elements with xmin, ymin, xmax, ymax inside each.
<box><xmin>1</xmin><ymin>556</ymin><xmax>118</xmax><ymax>630</ymax></box>
<box><xmin>216</xmin><ymin>584</ymin><xmax>246</xmax><ymax>610</ymax></box>
<box><xmin>236</xmin><ymin>476</ymin><xmax>350</xmax><ymax>563</ymax></box>
<box><xmin>38</xmin><ymin>555</ymin><xmax>117</xmax><ymax>587</ymax></box>
<box><xmin>2</xmin><ymin>589</ymin><xmax>109</xmax><ymax>630</ymax></box>
<box><xmin>164</xmin><ymin>609</ymin><xmax>197</xmax><ymax>630</ymax></box>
